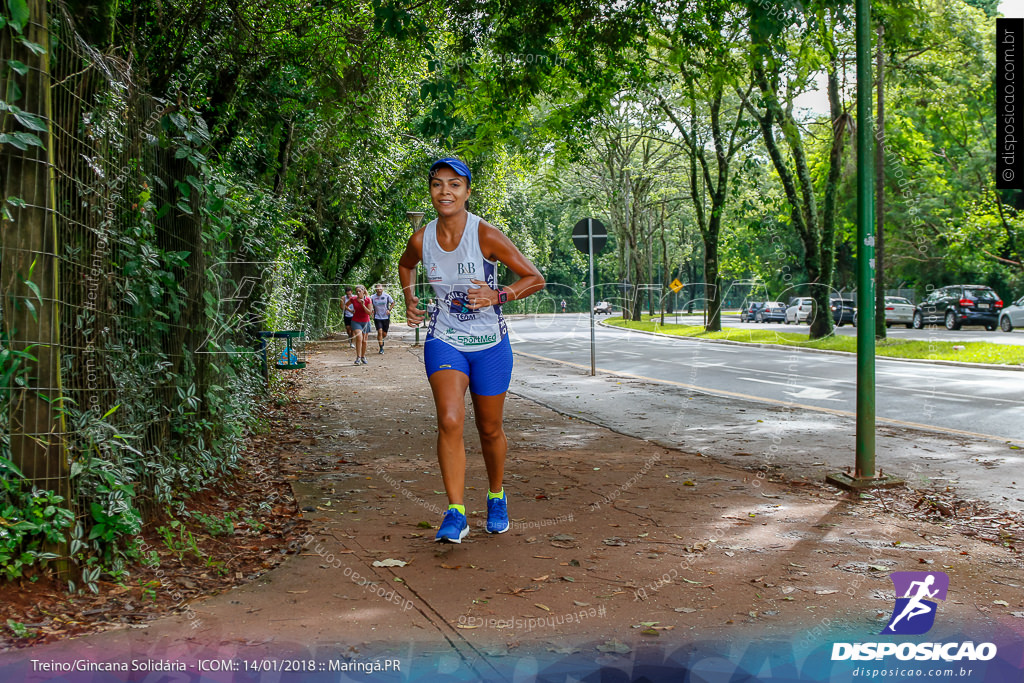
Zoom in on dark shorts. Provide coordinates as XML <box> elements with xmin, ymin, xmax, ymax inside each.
<box><xmin>424</xmin><ymin>335</ymin><xmax>513</xmax><ymax>396</ymax></box>
<box><xmin>344</xmin><ymin>315</ymin><xmax>354</xmax><ymax>328</ymax></box>
<box><xmin>374</xmin><ymin>318</ymin><xmax>390</xmax><ymax>333</ymax></box>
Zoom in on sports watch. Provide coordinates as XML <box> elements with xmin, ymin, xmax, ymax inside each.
<box><xmin>497</xmin><ymin>289</ymin><xmax>508</xmax><ymax>305</ymax></box>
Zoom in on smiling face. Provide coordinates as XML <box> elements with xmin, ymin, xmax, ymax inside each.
<box><xmin>374</xmin><ymin>284</ymin><xmax>383</xmax><ymax>295</ymax></box>
<box><xmin>429</xmin><ymin>166</ymin><xmax>470</xmax><ymax>218</ymax></box>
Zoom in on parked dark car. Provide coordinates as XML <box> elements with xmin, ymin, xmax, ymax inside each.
<box><xmin>912</xmin><ymin>285</ymin><xmax>1003</xmax><ymax>331</ymax></box>
<box><xmin>739</xmin><ymin>301</ymin><xmax>765</xmax><ymax>323</ymax></box>
<box><xmin>757</xmin><ymin>301</ymin><xmax>788</xmax><ymax>323</ymax></box>
<box><xmin>830</xmin><ymin>298</ymin><xmax>856</xmax><ymax>327</ymax></box>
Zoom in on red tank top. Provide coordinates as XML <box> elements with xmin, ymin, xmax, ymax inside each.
<box><xmin>350</xmin><ymin>295</ymin><xmax>371</xmax><ymax>323</ymax></box>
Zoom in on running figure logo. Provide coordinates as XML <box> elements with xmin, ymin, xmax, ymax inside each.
<box><xmin>881</xmin><ymin>571</ymin><xmax>949</xmax><ymax>635</ymax></box>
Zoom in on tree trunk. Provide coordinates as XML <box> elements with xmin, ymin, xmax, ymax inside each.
<box><xmin>660</xmin><ymin>207</ymin><xmax>669</xmax><ymax>322</ymax></box>
<box><xmin>809</xmin><ymin>63</ymin><xmax>847</xmax><ymax>339</ymax></box>
<box><xmin>704</xmin><ymin>214</ymin><xmax>723</xmax><ymax>332</ymax></box>
<box><xmin>630</xmin><ymin>230</ymin><xmax>643</xmax><ymax>321</ymax></box>
<box><xmin>749</xmin><ymin>23</ymin><xmax>848</xmax><ymax>341</ymax></box>
<box><xmin>274</xmin><ymin>120</ymin><xmax>295</xmax><ymax>196</ymax></box>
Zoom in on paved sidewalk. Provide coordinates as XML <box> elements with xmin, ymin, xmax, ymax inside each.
<box><xmin>2</xmin><ymin>331</ymin><xmax>1021</xmax><ymax>680</ymax></box>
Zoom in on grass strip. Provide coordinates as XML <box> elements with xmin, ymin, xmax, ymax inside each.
<box><xmin>604</xmin><ymin>317</ymin><xmax>1024</xmax><ymax>366</ymax></box>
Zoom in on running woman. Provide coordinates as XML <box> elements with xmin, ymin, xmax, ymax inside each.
<box><xmin>342</xmin><ymin>286</ymin><xmax>355</xmax><ymax>348</ymax></box>
<box><xmin>349</xmin><ymin>285</ymin><xmax>373</xmax><ymax>365</ymax></box>
<box><xmin>371</xmin><ymin>284</ymin><xmax>395</xmax><ymax>354</ymax></box>
<box><xmin>398</xmin><ymin>158</ymin><xmax>544</xmax><ymax>543</ymax></box>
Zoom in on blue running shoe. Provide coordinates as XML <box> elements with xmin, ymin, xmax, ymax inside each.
<box><xmin>486</xmin><ymin>492</ymin><xmax>510</xmax><ymax>534</ymax></box>
<box><xmin>435</xmin><ymin>508</ymin><xmax>469</xmax><ymax>543</ymax></box>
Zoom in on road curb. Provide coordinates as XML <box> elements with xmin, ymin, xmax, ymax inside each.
<box><xmin>596</xmin><ymin>320</ymin><xmax>1024</xmax><ymax>372</ymax></box>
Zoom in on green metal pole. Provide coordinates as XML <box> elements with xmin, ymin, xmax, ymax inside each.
<box><xmin>855</xmin><ymin>0</ymin><xmax>876</xmax><ymax>478</ymax></box>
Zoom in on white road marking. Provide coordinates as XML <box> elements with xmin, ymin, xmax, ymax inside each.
<box><xmin>783</xmin><ymin>387</ymin><xmax>843</xmax><ymax>401</ymax></box>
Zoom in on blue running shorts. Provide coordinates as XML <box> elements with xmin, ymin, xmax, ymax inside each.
<box><xmin>424</xmin><ymin>335</ymin><xmax>513</xmax><ymax>396</ymax></box>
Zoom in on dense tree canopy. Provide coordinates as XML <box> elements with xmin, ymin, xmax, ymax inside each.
<box><xmin>52</xmin><ymin>0</ymin><xmax>1024</xmax><ymax>317</ymax></box>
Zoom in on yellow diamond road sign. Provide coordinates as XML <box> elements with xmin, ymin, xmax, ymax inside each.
<box><xmin>669</xmin><ymin>279</ymin><xmax>683</xmax><ymax>293</ymax></box>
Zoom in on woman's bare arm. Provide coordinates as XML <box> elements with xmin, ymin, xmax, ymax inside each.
<box><xmin>466</xmin><ymin>221</ymin><xmax>545</xmax><ymax>308</ymax></box>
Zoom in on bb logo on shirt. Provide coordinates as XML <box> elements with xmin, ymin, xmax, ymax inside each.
<box><xmin>457</xmin><ymin>262</ymin><xmax>476</xmax><ymax>276</ymax></box>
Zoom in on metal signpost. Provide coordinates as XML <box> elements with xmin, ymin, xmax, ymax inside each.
<box><xmin>572</xmin><ymin>218</ymin><xmax>608</xmax><ymax>376</ymax></box>
<box><xmin>826</xmin><ymin>0</ymin><xmax>901</xmax><ymax>493</ymax></box>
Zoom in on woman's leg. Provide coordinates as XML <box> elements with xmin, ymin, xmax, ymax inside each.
<box><xmin>471</xmin><ymin>392</ymin><xmax>507</xmax><ymax>494</ymax></box>
<box><xmin>352</xmin><ymin>329</ymin><xmax>361</xmax><ymax>359</ymax></box>
<box><xmin>358</xmin><ymin>327</ymin><xmax>368</xmax><ymax>357</ymax></box>
<box><xmin>429</xmin><ymin>370</ymin><xmax>470</xmax><ymax>505</ymax></box>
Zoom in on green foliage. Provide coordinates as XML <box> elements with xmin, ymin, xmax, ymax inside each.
<box><xmin>0</xmin><ymin>463</ymin><xmax>73</xmax><ymax>581</ymax></box>
<box><xmin>191</xmin><ymin>510</ymin><xmax>236</xmax><ymax>537</ymax></box>
<box><xmin>156</xmin><ymin>519</ymin><xmax>203</xmax><ymax>564</ymax></box>
<box><xmin>138</xmin><ymin>578</ymin><xmax>160</xmax><ymax>601</ymax></box>
<box><xmin>6</xmin><ymin>618</ymin><xmax>35</xmax><ymax>639</ymax></box>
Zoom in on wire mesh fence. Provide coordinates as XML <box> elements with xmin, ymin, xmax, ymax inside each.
<box><xmin>0</xmin><ymin>2</ymin><xmax>339</xmax><ymax>584</ymax></box>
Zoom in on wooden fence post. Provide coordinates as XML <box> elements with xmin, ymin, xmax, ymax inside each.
<box><xmin>0</xmin><ymin>0</ymin><xmax>70</xmax><ymax>572</ymax></box>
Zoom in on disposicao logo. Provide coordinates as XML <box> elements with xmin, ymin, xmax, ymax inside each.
<box><xmin>882</xmin><ymin>571</ymin><xmax>948</xmax><ymax>635</ymax></box>
<box><xmin>831</xmin><ymin>571</ymin><xmax>997</xmax><ymax>663</ymax></box>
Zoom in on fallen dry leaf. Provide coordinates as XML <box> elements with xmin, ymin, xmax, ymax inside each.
<box><xmin>372</xmin><ymin>559</ymin><xmax>408</xmax><ymax>568</ymax></box>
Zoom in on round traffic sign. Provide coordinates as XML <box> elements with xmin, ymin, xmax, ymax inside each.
<box><xmin>571</xmin><ymin>218</ymin><xmax>608</xmax><ymax>255</ymax></box>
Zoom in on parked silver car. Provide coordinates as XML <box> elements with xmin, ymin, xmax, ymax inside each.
<box><xmin>785</xmin><ymin>297</ymin><xmax>814</xmax><ymax>324</ymax></box>
<box><xmin>999</xmin><ymin>295</ymin><xmax>1024</xmax><ymax>332</ymax></box>
<box><xmin>883</xmin><ymin>296</ymin><xmax>915</xmax><ymax>327</ymax></box>
<box><xmin>854</xmin><ymin>296</ymin><xmax>914</xmax><ymax>328</ymax></box>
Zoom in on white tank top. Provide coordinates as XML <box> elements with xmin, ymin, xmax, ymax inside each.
<box><xmin>422</xmin><ymin>212</ymin><xmax>507</xmax><ymax>351</ymax></box>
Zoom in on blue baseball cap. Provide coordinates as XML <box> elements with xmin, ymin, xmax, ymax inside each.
<box><xmin>429</xmin><ymin>157</ymin><xmax>472</xmax><ymax>184</ymax></box>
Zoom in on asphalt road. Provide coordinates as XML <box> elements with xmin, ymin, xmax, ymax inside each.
<box><xmin>649</xmin><ymin>312</ymin><xmax>1024</xmax><ymax>345</ymax></box>
<box><xmin>508</xmin><ymin>315</ymin><xmax>1024</xmax><ymax>443</ymax></box>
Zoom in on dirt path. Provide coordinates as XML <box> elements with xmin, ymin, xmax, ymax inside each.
<box><xmin>2</xmin><ymin>330</ymin><xmax>1022</xmax><ymax>680</ymax></box>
